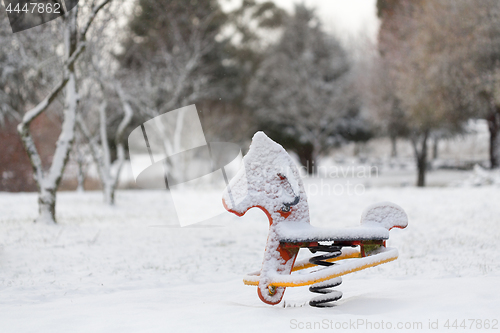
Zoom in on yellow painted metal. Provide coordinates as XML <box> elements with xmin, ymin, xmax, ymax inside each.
<box><xmin>243</xmin><ymin>251</ymin><xmax>398</xmax><ymax>288</ymax></box>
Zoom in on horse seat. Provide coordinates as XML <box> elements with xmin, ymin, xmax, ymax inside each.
<box><xmin>276</xmin><ymin>222</ymin><xmax>390</xmax><ymax>243</ymax></box>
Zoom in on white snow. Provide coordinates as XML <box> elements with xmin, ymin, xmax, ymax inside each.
<box><xmin>223</xmin><ymin>131</ymin><xmax>309</xmax><ymax>225</ymax></box>
<box><xmin>1</xmin><ymin>183</ymin><xmax>500</xmax><ymax>332</ymax></box>
<box><xmin>277</xmin><ymin>222</ymin><xmax>390</xmax><ymax>242</ymax></box>
<box><xmin>450</xmin><ymin>164</ymin><xmax>500</xmax><ymax>187</ymax></box>
<box><xmin>360</xmin><ymin>201</ymin><xmax>408</xmax><ymax>230</ymax></box>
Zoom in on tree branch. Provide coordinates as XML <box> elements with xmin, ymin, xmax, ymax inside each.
<box><xmin>76</xmin><ymin>114</ymin><xmax>105</xmax><ymax>181</ymax></box>
<box><xmin>80</xmin><ymin>0</ymin><xmax>112</xmax><ymax>39</ymax></box>
<box><xmin>18</xmin><ymin>77</ymin><xmax>69</xmax><ymax>126</ymax></box>
<box><xmin>114</xmin><ymin>82</ymin><xmax>134</xmax><ymax>144</ymax></box>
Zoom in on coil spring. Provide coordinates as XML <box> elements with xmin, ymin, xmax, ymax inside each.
<box><xmin>309</xmin><ymin>277</ymin><xmax>343</xmax><ymax>307</ymax></box>
<box><xmin>308</xmin><ymin>244</ymin><xmax>343</xmax><ymax>266</ymax></box>
<box><xmin>308</xmin><ymin>244</ymin><xmax>343</xmax><ymax>307</ymax></box>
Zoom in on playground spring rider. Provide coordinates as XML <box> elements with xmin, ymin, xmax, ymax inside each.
<box><xmin>222</xmin><ymin>132</ymin><xmax>408</xmax><ymax>307</ymax></box>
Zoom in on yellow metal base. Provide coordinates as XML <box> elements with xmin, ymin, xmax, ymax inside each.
<box><xmin>243</xmin><ymin>248</ymin><xmax>398</xmax><ymax>288</ymax></box>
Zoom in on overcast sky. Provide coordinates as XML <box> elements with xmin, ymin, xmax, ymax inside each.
<box><xmin>271</xmin><ymin>0</ymin><xmax>379</xmax><ymax>42</ymax></box>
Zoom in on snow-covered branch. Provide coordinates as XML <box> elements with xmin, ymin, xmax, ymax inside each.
<box><xmin>15</xmin><ymin>0</ymin><xmax>113</xmax><ymax>223</ymax></box>
<box><xmin>18</xmin><ymin>77</ymin><xmax>68</xmax><ymax>128</ymax></box>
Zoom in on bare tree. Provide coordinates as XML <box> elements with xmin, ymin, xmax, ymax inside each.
<box><xmin>444</xmin><ymin>0</ymin><xmax>500</xmax><ymax>169</ymax></box>
<box><xmin>366</xmin><ymin>55</ymin><xmax>409</xmax><ymax>158</ymax></box>
<box><xmin>77</xmin><ymin>82</ymin><xmax>133</xmax><ymax>204</ymax></box>
<box><xmin>116</xmin><ymin>0</ymin><xmax>234</xmax><ymax>184</ymax></box>
<box><xmin>70</xmin><ymin>2</ymin><xmax>136</xmax><ymax>204</ymax></box>
<box><xmin>121</xmin><ymin>13</ymin><xmax>221</xmax><ymax>116</ymax></box>
<box><xmin>377</xmin><ymin>0</ymin><xmax>470</xmax><ymax>186</ymax></box>
<box><xmin>16</xmin><ymin>1</ymin><xmax>112</xmax><ymax>223</ymax></box>
<box><xmin>378</xmin><ymin>0</ymin><xmax>500</xmax><ymax>183</ymax></box>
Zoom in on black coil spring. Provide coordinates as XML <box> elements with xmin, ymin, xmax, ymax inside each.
<box><xmin>309</xmin><ymin>277</ymin><xmax>343</xmax><ymax>307</ymax></box>
<box><xmin>308</xmin><ymin>244</ymin><xmax>343</xmax><ymax>266</ymax></box>
<box><xmin>308</xmin><ymin>244</ymin><xmax>344</xmax><ymax>307</ymax></box>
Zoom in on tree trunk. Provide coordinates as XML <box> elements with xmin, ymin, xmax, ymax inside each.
<box><xmin>297</xmin><ymin>143</ymin><xmax>315</xmax><ymax>175</ymax></box>
<box><xmin>34</xmin><ymin>10</ymin><xmax>79</xmax><ymax>223</ymax></box>
<box><xmin>76</xmin><ymin>152</ymin><xmax>86</xmax><ymax>192</ymax></box>
<box><xmin>487</xmin><ymin>110</ymin><xmax>500</xmax><ymax>169</ymax></box>
<box><xmin>416</xmin><ymin>149</ymin><xmax>427</xmax><ymax>187</ymax></box>
<box><xmin>98</xmin><ymin>101</ymin><xmax>115</xmax><ymax>205</ymax></box>
<box><xmin>432</xmin><ymin>137</ymin><xmax>439</xmax><ymax>160</ymax></box>
<box><xmin>103</xmin><ymin>183</ymin><xmax>115</xmax><ymax>205</ymax></box>
<box><xmin>38</xmin><ymin>187</ymin><xmax>56</xmax><ymax>223</ymax></box>
<box><xmin>411</xmin><ymin>131</ymin><xmax>429</xmax><ymax>187</ymax></box>
<box><xmin>390</xmin><ymin>136</ymin><xmax>398</xmax><ymax>158</ymax></box>
<box><xmin>33</xmin><ymin>9</ymin><xmax>79</xmax><ymax>224</ymax></box>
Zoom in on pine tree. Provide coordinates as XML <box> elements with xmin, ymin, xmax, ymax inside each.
<box><xmin>246</xmin><ymin>4</ymin><xmax>370</xmax><ymax>173</ymax></box>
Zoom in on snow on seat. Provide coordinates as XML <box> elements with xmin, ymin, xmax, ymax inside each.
<box><xmin>276</xmin><ymin>221</ymin><xmax>390</xmax><ymax>242</ymax></box>
<box><xmin>276</xmin><ymin>201</ymin><xmax>407</xmax><ymax>242</ymax></box>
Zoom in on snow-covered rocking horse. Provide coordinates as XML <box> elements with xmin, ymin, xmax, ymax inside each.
<box><xmin>222</xmin><ymin>132</ymin><xmax>408</xmax><ymax>307</ymax></box>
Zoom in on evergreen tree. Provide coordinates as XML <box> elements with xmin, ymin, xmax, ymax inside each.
<box><xmin>246</xmin><ymin>4</ymin><xmax>370</xmax><ymax>173</ymax></box>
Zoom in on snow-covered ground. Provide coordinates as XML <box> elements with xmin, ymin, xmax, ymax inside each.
<box><xmin>1</xmin><ymin>180</ymin><xmax>499</xmax><ymax>332</ymax></box>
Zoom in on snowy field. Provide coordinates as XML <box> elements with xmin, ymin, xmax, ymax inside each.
<box><xmin>1</xmin><ymin>178</ymin><xmax>500</xmax><ymax>332</ymax></box>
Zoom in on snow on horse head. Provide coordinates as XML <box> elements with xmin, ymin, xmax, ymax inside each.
<box><xmin>222</xmin><ymin>131</ymin><xmax>310</xmax><ymax>226</ymax></box>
